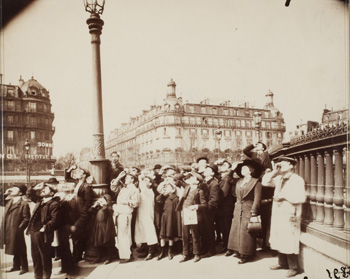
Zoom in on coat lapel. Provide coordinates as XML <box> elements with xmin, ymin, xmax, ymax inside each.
<box><xmin>240</xmin><ymin>178</ymin><xmax>258</xmax><ymax>200</ymax></box>
<box><xmin>4</xmin><ymin>200</ymin><xmax>13</xmax><ymax>216</ymax></box>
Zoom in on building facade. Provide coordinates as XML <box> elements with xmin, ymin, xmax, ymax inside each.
<box><xmin>106</xmin><ymin>79</ymin><xmax>286</xmax><ymax>167</ymax></box>
<box><xmin>1</xmin><ymin>76</ymin><xmax>55</xmax><ymax>172</ymax></box>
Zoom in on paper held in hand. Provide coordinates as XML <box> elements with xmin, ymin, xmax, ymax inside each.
<box><xmin>183</xmin><ymin>208</ymin><xmax>198</xmax><ymax>225</ymax></box>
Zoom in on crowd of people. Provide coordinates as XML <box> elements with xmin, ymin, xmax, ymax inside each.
<box><xmin>0</xmin><ymin>142</ymin><xmax>307</xmax><ymax>279</ymax></box>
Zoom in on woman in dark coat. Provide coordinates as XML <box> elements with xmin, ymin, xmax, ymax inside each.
<box><xmin>226</xmin><ymin>159</ymin><xmax>262</xmax><ymax>264</ymax></box>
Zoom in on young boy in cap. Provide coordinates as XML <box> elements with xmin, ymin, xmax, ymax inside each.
<box><xmin>176</xmin><ymin>172</ymin><xmax>207</xmax><ymax>263</ymax></box>
<box><xmin>0</xmin><ymin>184</ymin><xmax>30</xmax><ymax>275</ymax></box>
<box><xmin>262</xmin><ymin>156</ymin><xmax>306</xmax><ymax>278</ymax></box>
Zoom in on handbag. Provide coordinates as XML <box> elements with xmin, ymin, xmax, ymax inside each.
<box><xmin>247</xmin><ymin>215</ymin><xmax>262</xmax><ymax>234</ymax></box>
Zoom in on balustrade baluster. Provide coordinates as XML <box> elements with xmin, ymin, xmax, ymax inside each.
<box><xmin>303</xmin><ymin>154</ymin><xmax>311</xmax><ymax>220</ymax></box>
<box><xmin>344</xmin><ymin>148</ymin><xmax>350</xmax><ymax>233</ymax></box>
<box><xmin>324</xmin><ymin>150</ymin><xmax>334</xmax><ymax>226</ymax></box>
<box><xmin>333</xmin><ymin>148</ymin><xmax>344</xmax><ymax>229</ymax></box>
<box><xmin>309</xmin><ymin>153</ymin><xmax>317</xmax><ymax>220</ymax></box>
<box><xmin>299</xmin><ymin>155</ymin><xmax>305</xmax><ymax>179</ymax></box>
<box><xmin>315</xmin><ymin>151</ymin><xmax>325</xmax><ymax>223</ymax></box>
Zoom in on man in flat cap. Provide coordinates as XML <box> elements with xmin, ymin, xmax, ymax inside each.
<box><xmin>262</xmin><ymin>156</ymin><xmax>306</xmax><ymax>278</ymax></box>
<box><xmin>1</xmin><ymin>184</ymin><xmax>30</xmax><ymax>275</ymax></box>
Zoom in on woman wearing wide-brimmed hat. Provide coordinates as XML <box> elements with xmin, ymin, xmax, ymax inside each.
<box><xmin>225</xmin><ymin>159</ymin><xmax>262</xmax><ymax>264</ymax></box>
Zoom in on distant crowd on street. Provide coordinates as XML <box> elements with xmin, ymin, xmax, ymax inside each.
<box><xmin>0</xmin><ymin>142</ymin><xmax>307</xmax><ymax>279</ymax></box>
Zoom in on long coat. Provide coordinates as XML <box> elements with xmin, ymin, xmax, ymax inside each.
<box><xmin>227</xmin><ymin>178</ymin><xmax>262</xmax><ymax>256</ymax></box>
<box><xmin>217</xmin><ymin>172</ymin><xmax>236</xmax><ymax>217</ymax></box>
<box><xmin>27</xmin><ymin>198</ymin><xmax>61</xmax><ymax>244</ymax></box>
<box><xmin>262</xmin><ymin>172</ymin><xmax>306</xmax><ymax>254</ymax></box>
<box><xmin>0</xmin><ymin>198</ymin><xmax>30</xmax><ymax>255</ymax></box>
<box><xmin>156</xmin><ymin>193</ymin><xmax>182</xmax><ymax>239</ymax></box>
<box><xmin>135</xmin><ymin>183</ymin><xmax>158</xmax><ymax>245</ymax></box>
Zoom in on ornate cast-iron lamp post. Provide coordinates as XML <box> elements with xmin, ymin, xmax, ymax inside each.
<box><xmin>215</xmin><ymin>130</ymin><xmax>222</xmax><ymax>160</ymax></box>
<box><xmin>83</xmin><ymin>0</ymin><xmax>108</xmax><ymax>187</ymax></box>
<box><xmin>24</xmin><ymin>138</ymin><xmax>30</xmax><ymax>186</ymax></box>
<box><xmin>253</xmin><ymin>111</ymin><xmax>262</xmax><ymax>142</ymax></box>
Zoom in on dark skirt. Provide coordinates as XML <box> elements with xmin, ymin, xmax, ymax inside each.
<box><xmin>91</xmin><ymin>206</ymin><xmax>116</xmax><ymax>247</ymax></box>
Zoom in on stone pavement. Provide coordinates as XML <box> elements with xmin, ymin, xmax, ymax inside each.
<box><xmin>1</xmin><ymin>247</ymin><xmax>312</xmax><ymax>279</ymax></box>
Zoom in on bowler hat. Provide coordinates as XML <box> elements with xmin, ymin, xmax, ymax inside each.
<box><xmin>196</xmin><ymin>157</ymin><xmax>209</xmax><ymax>163</ymax></box>
<box><xmin>235</xmin><ymin>159</ymin><xmax>263</xmax><ymax>179</ymax></box>
<box><xmin>274</xmin><ymin>156</ymin><xmax>297</xmax><ymax>166</ymax></box>
<box><xmin>206</xmin><ymin>163</ymin><xmax>219</xmax><ymax>175</ymax></box>
<box><xmin>47</xmin><ymin>177</ymin><xmax>59</xmax><ymax>185</ymax></box>
<box><xmin>153</xmin><ymin>164</ymin><xmax>162</xmax><ymax>170</ymax></box>
<box><xmin>13</xmin><ymin>184</ymin><xmax>27</xmax><ymax>195</ymax></box>
<box><xmin>257</xmin><ymin>141</ymin><xmax>267</xmax><ymax>151</ymax></box>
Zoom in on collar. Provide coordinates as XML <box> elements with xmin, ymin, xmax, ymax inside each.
<box><xmin>204</xmin><ymin>176</ymin><xmax>214</xmax><ymax>182</ymax></box>
<box><xmin>282</xmin><ymin>172</ymin><xmax>293</xmax><ymax>180</ymax></box>
<box><xmin>42</xmin><ymin>197</ymin><xmax>53</xmax><ymax>204</ymax></box>
<box><xmin>12</xmin><ymin>196</ymin><xmax>22</xmax><ymax>203</ymax></box>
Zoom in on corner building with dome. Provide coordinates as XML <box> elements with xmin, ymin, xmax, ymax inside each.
<box><xmin>106</xmin><ymin>79</ymin><xmax>286</xmax><ymax>168</ymax></box>
<box><xmin>1</xmin><ymin>76</ymin><xmax>55</xmax><ymax>172</ymax></box>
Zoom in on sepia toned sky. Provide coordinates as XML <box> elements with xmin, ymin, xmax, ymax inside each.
<box><xmin>2</xmin><ymin>0</ymin><xmax>348</xmax><ymax>157</ymax></box>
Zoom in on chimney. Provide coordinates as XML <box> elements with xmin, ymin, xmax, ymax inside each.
<box><xmin>166</xmin><ymin>78</ymin><xmax>177</xmax><ymax>98</ymax></box>
<box><xmin>265</xmin><ymin>90</ymin><xmax>274</xmax><ymax>107</ymax></box>
<box><xmin>19</xmin><ymin>75</ymin><xmax>25</xmax><ymax>86</ymax></box>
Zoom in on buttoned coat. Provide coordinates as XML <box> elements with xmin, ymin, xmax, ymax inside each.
<box><xmin>227</xmin><ymin>178</ymin><xmax>262</xmax><ymax>256</ymax></box>
<box><xmin>216</xmin><ymin>172</ymin><xmax>236</xmax><ymax>217</ymax></box>
<box><xmin>0</xmin><ymin>198</ymin><xmax>30</xmax><ymax>255</ymax></box>
<box><xmin>27</xmin><ymin>198</ymin><xmax>61</xmax><ymax>244</ymax></box>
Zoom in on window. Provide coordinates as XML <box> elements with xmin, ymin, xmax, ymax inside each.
<box><xmin>213</xmin><ymin>119</ymin><xmax>218</xmax><ymax>126</ymax></box>
<box><xmin>189</xmin><ymin>106</ymin><xmax>194</xmax><ymax>113</ymax></box>
<box><xmin>7</xmin><ymin>115</ymin><xmax>14</xmax><ymax>123</ymax></box>
<box><xmin>266</xmin><ymin>122</ymin><xmax>271</xmax><ymax>129</ymax></box>
<box><xmin>7</xmin><ymin>130</ymin><xmax>14</xmax><ymax>140</ymax></box>
<box><xmin>7</xmin><ymin>100</ymin><xmax>15</xmax><ymax>110</ymax></box>
<box><xmin>190</xmin><ymin>128</ymin><xmax>196</xmax><ymax>136</ymax></box>
<box><xmin>163</xmin><ymin>128</ymin><xmax>167</xmax><ymax>136</ymax></box>
<box><xmin>201</xmin><ymin>107</ymin><xmax>206</xmax><ymax>114</ymax></box>
<box><xmin>261</xmin><ymin>121</ymin><xmax>266</xmax><ymax>128</ymax></box>
<box><xmin>176</xmin><ymin>128</ymin><xmax>181</xmax><ymax>136</ymax></box>
<box><xmin>31</xmin><ymin>131</ymin><xmax>35</xmax><ymax>140</ymax></box>
<box><xmin>224</xmin><ymin>109</ymin><xmax>228</xmax><ymax>116</ymax></box>
<box><xmin>246</xmin><ymin>121</ymin><xmax>251</xmax><ymax>128</ymax></box>
<box><xmin>241</xmin><ymin>120</ymin><xmax>245</xmax><ymax>127</ymax></box>
<box><xmin>236</xmin><ymin>130</ymin><xmax>241</xmax><ymax>137</ymax></box>
<box><xmin>202</xmin><ymin>129</ymin><xmax>209</xmax><ymax>137</ymax></box>
<box><xmin>207</xmin><ymin>118</ymin><xmax>213</xmax><ymax>125</ymax></box>
<box><xmin>190</xmin><ymin>117</ymin><xmax>195</xmax><ymax>125</ymax></box>
<box><xmin>278</xmin><ymin>133</ymin><xmax>282</xmax><ymax>138</ymax></box>
<box><xmin>212</xmin><ymin>108</ymin><xmax>217</xmax><ymax>114</ymax></box>
<box><xmin>236</xmin><ymin>120</ymin><xmax>240</xmax><ymax>127</ymax></box>
<box><xmin>266</xmin><ymin>132</ymin><xmax>271</xmax><ymax>139</ymax></box>
<box><xmin>183</xmin><ymin>117</ymin><xmax>189</xmax><ymax>124</ymax></box>
<box><xmin>7</xmin><ymin>145</ymin><xmax>15</xmax><ymax>155</ymax></box>
<box><xmin>219</xmin><ymin>118</ymin><xmax>224</xmax><ymax>126</ymax></box>
<box><xmin>28</xmin><ymin>102</ymin><xmax>37</xmax><ymax>112</ymax></box>
<box><xmin>246</xmin><ymin>131</ymin><xmax>252</xmax><ymax>137</ymax></box>
<box><xmin>224</xmin><ymin>130</ymin><xmax>231</xmax><ymax>137</ymax></box>
<box><xmin>196</xmin><ymin>117</ymin><xmax>201</xmax><ymax>125</ymax></box>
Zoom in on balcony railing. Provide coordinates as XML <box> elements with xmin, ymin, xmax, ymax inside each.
<box><xmin>270</xmin><ymin>122</ymin><xmax>349</xmax><ymax>236</ymax></box>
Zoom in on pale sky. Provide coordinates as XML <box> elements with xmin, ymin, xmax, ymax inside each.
<box><xmin>2</xmin><ymin>0</ymin><xmax>348</xmax><ymax>157</ymax></box>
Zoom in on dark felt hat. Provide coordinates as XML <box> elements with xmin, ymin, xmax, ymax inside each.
<box><xmin>274</xmin><ymin>156</ymin><xmax>297</xmax><ymax>166</ymax></box>
<box><xmin>153</xmin><ymin>164</ymin><xmax>162</xmax><ymax>170</ymax></box>
<box><xmin>196</xmin><ymin>157</ymin><xmax>209</xmax><ymax>163</ymax></box>
<box><xmin>206</xmin><ymin>163</ymin><xmax>219</xmax><ymax>175</ymax></box>
<box><xmin>235</xmin><ymin>159</ymin><xmax>263</xmax><ymax>179</ymax></box>
<box><xmin>47</xmin><ymin>177</ymin><xmax>59</xmax><ymax>185</ymax></box>
<box><xmin>257</xmin><ymin>141</ymin><xmax>267</xmax><ymax>151</ymax></box>
<box><xmin>13</xmin><ymin>184</ymin><xmax>27</xmax><ymax>195</ymax></box>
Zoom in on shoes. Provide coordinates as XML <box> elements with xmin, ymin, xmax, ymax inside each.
<box><xmin>144</xmin><ymin>253</ymin><xmax>155</xmax><ymax>261</ymax></box>
<box><xmin>179</xmin><ymin>255</ymin><xmax>191</xmax><ymax>263</ymax></box>
<box><xmin>217</xmin><ymin>247</ymin><xmax>226</xmax><ymax>254</ymax></box>
<box><xmin>168</xmin><ymin>247</ymin><xmax>174</xmax><ymax>260</ymax></box>
<box><xmin>54</xmin><ymin>270</ymin><xmax>67</xmax><ymax>276</ymax></box>
<box><xmin>225</xmin><ymin>250</ymin><xmax>234</xmax><ymax>257</ymax></box>
<box><xmin>54</xmin><ymin>257</ymin><xmax>61</xmax><ymax>261</ymax></box>
<box><xmin>19</xmin><ymin>269</ymin><xmax>28</xmax><ymax>275</ymax></box>
<box><xmin>193</xmin><ymin>255</ymin><xmax>201</xmax><ymax>263</ymax></box>
<box><xmin>104</xmin><ymin>259</ymin><xmax>112</xmax><ymax>265</ymax></box>
<box><xmin>286</xmin><ymin>269</ymin><xmax>299</xmax><ymax>278</ymax></box>
<box><xmin>270</xmin><ymin>264</ymin><xmax>289</xmax><ymax>270</ymax></box>
<box><xmin>238</xmin><ymin>257</ymin><xmax>249</xmax><ymax>264</ymax></box>
<box><xmin>233</xmin><ymin>252</ymin><xmax>240</xmax><ymax>258</ymax></box>
<box><xmin>202</xmin><ymin>252</ymin><xmax>215</xmax><ymax>258</ymax></box>
<box><xmin>6</xmin><ymin>267</ymin><xmax>20</xmax><ymax>273</ymax></box>
<box><xmin>157</xmin><ymin>247</ymin><xmax>167</xmax><ymax>260</ymax></box>
<box><xmin>120</xmin><ymin>258</ymin><xmax>133</xmax><ymax>264</ymax></box>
